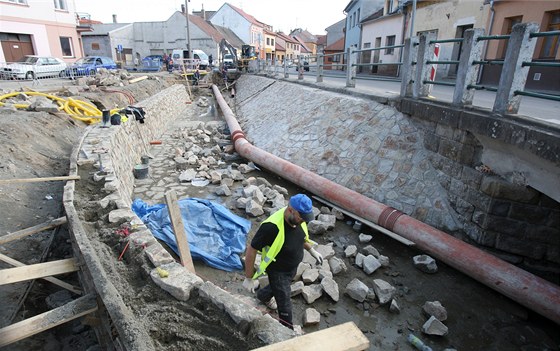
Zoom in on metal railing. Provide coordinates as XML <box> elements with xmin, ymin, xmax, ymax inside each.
<box><xmin>257</xmin><ymin>22</ymin><xmax>559</xmax><ymax>115</ymax></box>
<box><xmin>399</xmin><ymin>22</ymin><xmax>559</xmax><ymax>114</ymax></box>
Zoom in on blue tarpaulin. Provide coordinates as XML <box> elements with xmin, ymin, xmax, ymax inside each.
<box><xmin>132</xmin><ymin>198</ymin><xmax>251</xmax><ymax>271</ymax></box>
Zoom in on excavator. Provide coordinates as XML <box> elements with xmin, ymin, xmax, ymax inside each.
<box><xmin>218</xmin><ymin>39</ymin><xmax>257</xmax><ymax>80</ymax></box>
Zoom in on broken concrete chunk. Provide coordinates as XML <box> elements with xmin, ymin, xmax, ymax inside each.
<box><xmin>302</xmin><ymin>284</ymin><xmax>323</xmax><ymax>304</ymax></box>
<box><xmin>272</xmin><ymin>184</ymin><xmax>288</xmax><ymax>195</ymax></box>
<box><xmin>245</xmin><ymin>200</ymin><xmax>264</xmax><ymax>217</ymax></box>
<box><xmin>422</xmin><ymin>316</ymin><xmax>448</xmax><ymax>336</ymax></box>
<box><xmin>362</xmin><ymin>245</ymin><xmax>380</xmax><ymax>258</ymax></box>
<box><xmin>290</xmin><ymin>281</ymin><xmax>304</xmax><ymax>297</ymax></box>
<box><xmin>378</xmin><ymin>255</ymin><xmax>390</xmax><ymax>267</ymax></box>
<box><xmin>302</xmin><ymin>268</ymin><xmax>320</xmax><ymax>284</ymax></box>
<box><xmin>423</xmin><ymin>301</ymin><xmax>447</xmax><ymax>321</ymax></box>
<box><xmin>108</xmin><ymin>208</ymin><xmax>135</xmax><ymax>224</ymax></box>
<box><xmin>145</xmin><ymin>243</ymin><xmax>176</xmax><ymax>266</ymax></box>
<box><xmin>389</xmin><ymin>299</ymin><xmax>400</xmax><ymax>314</ymax></box>
<box><xmin>150</xmin><ymin>262</ymin><xmax>203</xmax><ymax>301</ymax></box>
<box><xmin>413</xmin><ymin>254</ymin><xmax>438</xmax><ymax>273</ymax></box>
<box><xmin>215</xmin><ymin>184</ymin><xmax>232</xmax><ymax>196</ymax></box>
<box><xmin>363</xmin><ymin>255</ymin><xmax>382</xmax><ymax>275</ymax></box>
<box><xmin>355</xmin><ymin>253</ymin><xmax>366</xmax><ymax>268</ymax></box>
<box><xmin>372</xmin><ymin>279</ymin><xmax>396</xmax><ymax>305</ymax></box>
<box><xmin>344</xmin><ymin>245</ymin><xmax>358</xmax><ymax>258</ymax></box>
<box><xmin>328</xmin><ymin>256</ymin><xmax>347</xmax><ymax>275</ymax></box>
<box><xmin>346</xmin><ymin>278</ymin><xmax>369</xmax><ymax>302</ymax></box>
<box><xmin>303</xmin><ymin>308</ymin><xmax>321</xmax><ymax>326</ymax></box>
<box><xmin>321</xmin><ymin>276</ymin><xmax>340</xmax><ymax>302</ymax></box>
<box><xmin>307</xmin><ymin>220</ymin><xmax>329</xmax><ymax>235</ymax></box>
<box><xmin>317</xmin><ymin>214</ymin><xmax>336</xmax><ymax>230</ymax></box>
<box><xmin>359</xmin><ymin>233</ymin><xmax>373</xmax><ymax>243</ymax></box>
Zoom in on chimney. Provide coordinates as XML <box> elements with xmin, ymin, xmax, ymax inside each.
<box><xmin>201</xmin><ymin>4</ymin><xmax>205</xmax><ymax>20</ymax></box>
<box><xmin>112</xmin><ymin>14</ymin><xmax>117</xmax><ymax>23</ymax></box>
<box><xmin>181</xmin><ymin>4</ymin><xmax>185</xmax><ymax>14</ymax></box>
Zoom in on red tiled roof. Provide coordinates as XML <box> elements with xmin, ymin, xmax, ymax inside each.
<box><xmin>316</xmin><ymin>35</ymin><xmax>327</xmax><ymax>46</ymax></box>
<box><xmin>325</xmin><ymin>37</ymin><xmax>345</xmax><ymax>51</ymax></box>
<box><xmin>186</xmin><ymin>13</ymin><xmax>224</xmax><ymax>42</ymax></box>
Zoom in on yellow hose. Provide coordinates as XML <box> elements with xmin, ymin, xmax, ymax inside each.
<box><xmin>0</xmin><ymin>91</ymin><xmax>125</xmax><ymax>125</ymax></box>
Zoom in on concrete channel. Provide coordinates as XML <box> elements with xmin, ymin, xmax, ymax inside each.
<box><xmin>62</xmin><ymin>75</ymin><xmax>559</xmax><ymax>350</ymax></box>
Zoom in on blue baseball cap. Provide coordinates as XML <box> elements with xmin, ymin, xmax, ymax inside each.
<box><xmin>289</xmin><ymin>194</ymin><xmax>314</xmax><ymax>222</ymax></box>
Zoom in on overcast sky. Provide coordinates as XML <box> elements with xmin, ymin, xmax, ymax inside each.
<box><xmin>73</xmin><ymin>0</ymin><xmax>347</xmax><ymax>35</ymax></box>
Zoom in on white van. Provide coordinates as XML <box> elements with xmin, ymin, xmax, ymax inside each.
<box><xmin>171</xmin><ymin>49</ymin><xmax>209</xmax><ymax>69</ymax></box>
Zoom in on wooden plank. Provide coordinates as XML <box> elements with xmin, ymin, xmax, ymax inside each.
<box><xmin>128</xmin><ymin>75</ymin><xmax>148</xmax><ymax>83</ymax></box>
<box><xmin>0</xmin><ymin>293</ymin><xmax>97</xmax><ymax>347</ymax></box>
<box><xmin>0</xmin><ymin>258</ymin><xmax>78</xmax><ymax>285</ymax></box>
<box><xmin>164</xmin><ymin>191</ymin><xmax>195</xmax><ymax>273</ymax></box>
<box><xmin>0</xmin><ymin>175</ymin><xmax>80</xmax><ymax>185</ymax></box>
<box><xmin>252</xmin><ymin>322</ymin><xmax>369</xmax><ymax>351</ymax></box>
<box><xmin>0</xmin><ymin>253</ymin><xmax>82</xmax><ymax>295</ymax></box>
<box><xmin>312</xmin><ymin>196</ymin><xmax>415</xmax><ymax>247</ymax></box>
<box><xmin>0</xmin><ymin>217</ymin><xmax>67</xmax><ymax>245</ymax></box>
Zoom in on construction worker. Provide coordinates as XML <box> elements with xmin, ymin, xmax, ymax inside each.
<box><xmin>243</xmin><ymin>194</ymin><xmax>323</xmax><ymax>330</ymax></box>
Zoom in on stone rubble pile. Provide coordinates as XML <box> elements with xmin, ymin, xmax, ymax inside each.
<box><xmin>153</xmin><ymin>120</ymin><xmax>451</xmax><ymax>335</ymax></box>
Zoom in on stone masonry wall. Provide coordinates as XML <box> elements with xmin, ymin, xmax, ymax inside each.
<box><xmin>403</xmin><ymin>101</ymin><xmax>560</xmax><ymax>283</ymax></box>
<box><xmin>236</xmin><ymin>75</ymin><xmax>559</xmax><ymax>283</ymax></box>
<box><xmin>79</xmin><ymin>84</ymin><xmax>189</xmax><ymax>206</ymax></box>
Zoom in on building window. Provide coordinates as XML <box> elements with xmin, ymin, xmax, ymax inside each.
<box><xmin>357</xmin><ymin>8</ymin><xmax>360</xmax><ymax>25</ymax></box>
<box><xmin>60</xmin><ymin>37</ymin><xmax>73</xmax><ymax>57</ymax></box>
<box><xmin>499</xmin><ymin>15</ymin><xmax>523</xmax><ymax>58</ymax></box>
<box><xmin>53</xmin><ymin>0</ymin><xmax>67</xmax><ymax>10</ymax></box>
<box><xmin>385</xmin><ymin>35</ymin><xmax>396</xmax><ymax>54</ymax></box>
<box><xmin>271</xmin><ymin>39</ymin><xmax>274</xmax><ymax>46</ymax></box>
<box><xmin>540</xmin><ymin>10</ymin><xmax>560</xmax><ymax>59</ymax></box>
<box><xmin>333</xmin><ymin>54</ymin><xmax>341</xmax><ymax>62</ymax></box>
<box><xmin>91</xmin><ymin>43</ymin><xmax>100</xmax><ymax>50</ymax></box>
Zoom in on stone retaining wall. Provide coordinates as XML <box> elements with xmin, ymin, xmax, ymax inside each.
<box><xmin>235</xmin><ymin>75</ymin><xmax>559</xmax><ymax>283</ymax></box>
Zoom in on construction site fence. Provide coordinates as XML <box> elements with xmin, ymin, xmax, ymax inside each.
<box><xmin>256</xmin><ymin>22</ymin><xmax>559</xmax><ymax>115</ymax></box>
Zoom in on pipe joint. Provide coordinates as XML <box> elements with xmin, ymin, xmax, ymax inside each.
<box><xmin>379</xmin><ymin>207</ymin><xmax>404</xmax><ymax>231</ymax></box>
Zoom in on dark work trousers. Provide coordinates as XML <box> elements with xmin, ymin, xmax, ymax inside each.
<box><xmin>256</xmin><ymin>268</ymin><xmax>296</xmax><ymax>329</ymax></box>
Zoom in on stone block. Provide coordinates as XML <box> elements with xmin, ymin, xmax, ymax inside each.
<box><xmin>485</xmin><ymin>215</ymin><xmax>527</xmax><ymax>233</ymax></box>
<box><xmin>488</xmin><ymin>199</ymin><xmax>511</xmax><ymax>216</ymax></box>
<box><xmin>495</xmin><ymin>233</ymin><xmax>546</xmax><ymax>260</ymax></box>
<box><xmin>480</xmin><ymin>177</ymin><xmax>539</xmax><ymax>202</ymax></box>
<box><xmin>461</xmin><ymin>166</ymin><xmax>483</xmax><ymax>188</ymax></box>
<box><xmin>509</xmin><ymin>203</ymin><xmax>550</xmax><ymax>224</ymax></box>
<box><xmin>423</xmin><ymin>132</ymin><xmax>440</xmax><ymax>153</ymax></box>
<box><xmin>150</xmin><ymin>263</ymin><xmax>203</xmax><ymax>301</ymax></box>
<box><xmin>145</xmin><ymin>243</ymin><xmax>176</xmax><ymax>266</ymax></box>
<box><xmin>438</xmin><ymin>139</ymin><xmax>461</xmax><ymax>162</ymax></box>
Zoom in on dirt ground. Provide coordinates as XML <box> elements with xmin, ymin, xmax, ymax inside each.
<box><xmin>0</xmin><ymin>73</ymin><xmax>559</xmax><ymax>351</ymax></box>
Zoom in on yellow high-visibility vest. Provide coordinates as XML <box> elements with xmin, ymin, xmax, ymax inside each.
<box><xmin>252</xmin><ymin>207</ymin><xmax>310</xmax><ymax>279</ymax></box>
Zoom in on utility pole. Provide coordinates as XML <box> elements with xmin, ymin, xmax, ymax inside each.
<box><xmin>185</xmin><ymin>0</ymin><xmax>192</xmax><ymax>59</ymax></box>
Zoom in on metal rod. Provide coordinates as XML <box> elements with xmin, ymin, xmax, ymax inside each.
<box><xmin>477</xmin><ymin>34</ymin><xmax>510</xmax><ymax>41</ymax></box>
<box><xmin>514</xmin><ymin>90</ymin><xmax>560</xmax><ymax>101</ymax></box>
<box><xmin>521</xmin><ymin>61</ymin><xmax>560</xmax><ymax>67</ymax></box>
<box><xmin>429</xmin><ymin>38</ymin><xmax>464</xmax><ymax>44</ymax></box>
<box><xmin>472</xmin><ymin>59</ymin><xmax>504</xmax><ymax>65</ymax></box>
<box><xmin>422</xmin><ymin>80</ymin><xmax>456</xmax><ymax>86</ymax></box>
<box><xmin>352</xmin><ymin>44</ymin><xmax>405</xmax><ymax>54</ymax></box>
<box><xmin>352</xmin><ymin>62</ymin><xmax>403</xmax><ymax>67</ymax></box>
<box><xmin>530</xmin><ymin>30</ymin><xmax>560</xmax><ymax>38</ymax></box>
<box><xmin>467</xmin><ymin>84</ymin><xmax>498</xmax><ymax>92</ymax></box>
<box><xmin>426</xmin><ymin>60</ymin><xmax>460</xmax><ymax>65</ymax></box>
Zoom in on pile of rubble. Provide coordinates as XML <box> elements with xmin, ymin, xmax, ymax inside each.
<box><xmin>161</xmin><ymin>112</ymin><xmax>452</xmax><ymax>338</ymax></box>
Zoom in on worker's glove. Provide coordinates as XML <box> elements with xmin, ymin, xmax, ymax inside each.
<box><xmin>243</xmin><ymin>277</ymin><xmax>258</xmax><ymax>293</ymax></box>
<box><xmin>309</xmin><ymin>248</ymin><xmax>323</xmax><ymax>265</ymax></box>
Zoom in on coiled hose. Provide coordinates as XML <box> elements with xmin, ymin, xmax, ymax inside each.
<box><xmin>0</xmin><ymin>91</ymin><xmax>123</xmax><ymax>124</ymax></box>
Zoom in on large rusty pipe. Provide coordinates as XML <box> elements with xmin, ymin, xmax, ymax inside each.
<box><xmin>212</xmin><ymin>85</ymin><xmax>560</xmax><ymax>325</ymax></box>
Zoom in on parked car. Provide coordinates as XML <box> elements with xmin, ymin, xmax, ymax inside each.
<box><xmin>223</xmin><ymin>53</ymin><xmax>236</xmax><ymax>69</ymax></box>
<box><xmin>65</xmin><ymin>56</ymin><xmax>117</xmax><ymax>77</ymax></box>
<box><xmin>141</xmin><ymin>55</ymin><xmax>164</xmax><ymax>71</ymax></box>
<box><xmin>1</xmin><ymin>55</ymin><xmax>67</xmax><ymax>80</ymax></box>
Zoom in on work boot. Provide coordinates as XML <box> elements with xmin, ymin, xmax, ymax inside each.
<box><xmin>265</xmin><ymin>297</ymin><xmax>277</xmax><ymax>310</ymax></box>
